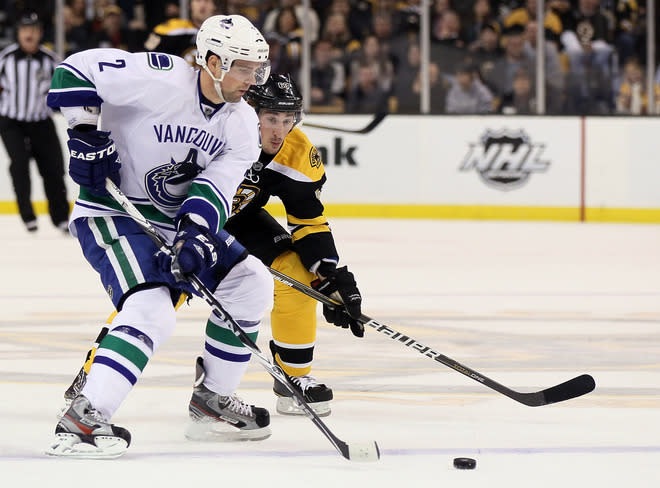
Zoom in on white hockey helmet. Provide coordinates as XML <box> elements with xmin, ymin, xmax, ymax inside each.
<box><xmin>196</xmin><ymin>15</ymin><xmax>270</xmax><ymax>85</ymax></box>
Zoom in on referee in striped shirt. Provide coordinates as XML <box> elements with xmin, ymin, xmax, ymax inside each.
<box><xmin>0</xmin><ymin>12</ymin><xmax>69</xmax><ymax>233</ymax></box>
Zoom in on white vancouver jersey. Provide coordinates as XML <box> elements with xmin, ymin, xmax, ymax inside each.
<box><xmin>48</xmin><ymin>48</ymin><xmax>261</xmax><ymax>237</ymax></box>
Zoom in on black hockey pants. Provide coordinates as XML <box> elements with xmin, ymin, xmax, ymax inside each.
<box><xmin>0</xmin><ymin>116</ymin><xmax>69</xmax><ymax>226</ymax></box>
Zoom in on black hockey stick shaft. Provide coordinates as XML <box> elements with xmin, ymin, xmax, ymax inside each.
<box><xmin>268</xmin><ymin>268</ymin><xmax>596</xmax><ymax>407</ymax></box>
<box><xmin>105</xmin><ymin>179</ymin><xmax>379</xmax><ymax>462</ymax></box>
<box><xmin>303</xmin><ymin>112</ymin><xmax>387</xmax><ymax>134</ymax></box>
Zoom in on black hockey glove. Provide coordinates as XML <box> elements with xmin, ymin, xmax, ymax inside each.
<box><xmin>312</xmin><ymin>264</ymin><xmax>364</xmax><ymax>337</ymax></box>
<box><xmin>67</xmin><ymin>128</ymin><xmax>121</xmax><ymax>196</ymax></box>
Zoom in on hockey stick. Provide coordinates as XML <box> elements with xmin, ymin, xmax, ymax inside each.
<box><xmin>303</xmin><ymin>112</ymin><xmax>387</xmax><ymax>134</ymax></box>
<box><xmin>104</xmin><ymin>179</ymin><xmax>379</xmax><ymax>462</ymax></box>
<box><xmin>268</xmin><ymin>268</ymin><xmax>596</xmax><ymax>407</ymax></box>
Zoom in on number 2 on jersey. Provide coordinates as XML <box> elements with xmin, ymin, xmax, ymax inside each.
<box><xmin>99</xmin><ymin>59</ymin><xmax>126</xmax><ymax>72</ymax></box>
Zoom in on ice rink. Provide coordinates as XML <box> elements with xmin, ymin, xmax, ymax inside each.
<box><xmin>1</xmin><ymin>215</ymin><xmax>659</xmax><ymax>487</ymax></box>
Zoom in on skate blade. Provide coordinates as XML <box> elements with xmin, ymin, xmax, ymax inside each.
<box><xmin>276</xmin><ymin>397</ymin><xmax>331</xmax><ymax>417</ymax></box>
<box><xmin>46</xmin><ymin>432</ymin><xmax>128</xmax><ymax>459</ymax></box>
<box><xmin>184</xmin><ymin>419</ymin><xmax>271</xmax><ymax>442</ymax></box>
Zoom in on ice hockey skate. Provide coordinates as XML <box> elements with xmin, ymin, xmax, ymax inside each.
<box><xmin>185</xmin><ymin>357</ymin><xmax>271</xmax><ymax>442</ymax></box>
<box><xmin>270</xmin><ymin>341</ymin><xmax>333</xmax><ymax>416</ymax></box>
<box><xmin>56</xmin><ymin>366</ymin><xmax>88</xmax><ymax>419</ymax></box>
<box><xmin>46</xmin><ymin>395</ymin><xmax>131</xmax><ymax>459</ymax></box>
<box><xmin>273</xmin><ymin>372</ymin><xmax>333</xmax><ymax>417</ymax></box>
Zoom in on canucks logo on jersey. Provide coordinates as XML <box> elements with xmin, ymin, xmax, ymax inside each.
<box><xmin>145</xmin><ymin>148</ymin><xmax>202</xmax><ymax>210</ymax></box>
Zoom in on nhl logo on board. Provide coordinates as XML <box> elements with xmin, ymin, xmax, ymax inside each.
<box><xmin>459</xmin><ymin>129</ymin><xmax>550</xmax><ymax>191</ymax></box>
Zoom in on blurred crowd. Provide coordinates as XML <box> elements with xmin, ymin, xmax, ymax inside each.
<box><xmin>1</xmin><ymin>0</ymin><xmax>659</xmax><ymax>115</ymax></box>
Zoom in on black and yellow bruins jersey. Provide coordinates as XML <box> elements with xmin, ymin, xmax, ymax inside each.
<box><xmin>225</xmin><ymin>127</ymin><xmax>338</xmax><ymax>270</ymax></box>
<box><xmin>143</xmin><ymin>18</ymin><xmax>198</xmax><ymax>65</ymax></box>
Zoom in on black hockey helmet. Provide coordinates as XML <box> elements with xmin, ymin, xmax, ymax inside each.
<box><xmin>245</xmin><ymin>73</ymin><xmax>303</xmax><ymax>124</ymax></box>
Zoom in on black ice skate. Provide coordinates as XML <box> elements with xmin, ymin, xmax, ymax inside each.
<box><xmin>47</xmin><ymin>395</ymin><xmax>131</xmax><ymax>459</ymax></box>
<box><xmin>185</xmin><ymin>357</ymin><xmax>271</xmax><ymax>442</ymax></box>
<box><xmin>270</xmin><ymin>341</ymin><xmax>333</xmax><ymax>417</ymax></box>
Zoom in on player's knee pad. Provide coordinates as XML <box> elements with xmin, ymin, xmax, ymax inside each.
<box><xmin>112</xmin><ymin>286</ymin><xmax>177</xmax><ymax>351</ymax></box>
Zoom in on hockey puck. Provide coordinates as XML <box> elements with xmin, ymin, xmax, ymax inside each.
<box><xmin>453</xmin><ymin>457</ymin><xmax>476</xmax><ymax>470</ymax></box>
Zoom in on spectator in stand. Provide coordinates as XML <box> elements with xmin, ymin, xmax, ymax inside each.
<box><xmin>90</xmin><ymin>5</ymin><xmax>138</xmax><ymax>52</ymax></box>
<box><xmin>468</xmin><ymin>22</ymin><xmax>503</xmax><ymax>83</ymax></box>
<box><xmin>446</xmin><ymin>62</ymin><xmax>494</xmax><ymax>114</ymax></box>
<box><xmin>499</xmin><ymin>67</ymin><xmax>536</xmax><ymax>114</ymax></box>
<box><xmin>524</xmin><ymin>20</ymin><xmax>565</xmax><ymax>113</ymax></box>
<box><xmin>559</xmin><ymin>0</ymin><xmax>615</xmax><ymax>80</ymax></box>
<box><xmin>394</xmin><ymin>0</ymin><xmax>422</xmax><ymax>36</ymax></box>
<box><xmin>431</xmin><ymin>0</ymin><xmax>452</xmax><ymax>23</ymax></box>
<box><xmin>317</xmin><ymin>0</ymin><xmax>373</xmax><ymax>41</ymax></box>
<box><xmin>371</xmin><ymin>10</ymin><xmax>403</xmax><ymax>71</ymax></box>
<box><xmin>89</xmin><ymin>1</ymin><xmax>148</xmax><ymax>49</ymax></box>
<box><xmin>68</xmin><ymin>0</ymin><xmax>88</xmax><ymax>25</ymax></box>
<box><xmin>503</xmin><ymin>0</ymin><xmax>564</xmax><ymax>47</ymax></box>
<box><xmin>431</xmin><ymin>9</ymin><xmax>466</xmax><ymax>76</ymax></box>
<box><xmin>60</xmin><ymin>0</ymin><xmax>93</xmax><ymax>55</ymax></box>
<box><xmin>396</xmin><ymin>60</ymin><xmax>448</xmax><ymax>113</ymax></box>
<box><xmin>319</xmin><ymin>12</ymin><xmax>361</xmax><ymax>67</ymax></box>
<box><xmin>392</xmin><ymin>41</ymin><xmax>421</xmax><ymax>111</ymax></box>
<box><xmin>310</xmin><ymin>38</ymin><xmax>346</xmax><ymax>109</ymax></box>
<box><xmin>261</xmin><ymin>0</ymin><xmax>320</xmax><ymax>43</ymax></box>
<box><xmin>264</xmin><ymin>31</ymin><xmax>300</xmax><ymax>80</ymax></box>
<box><xmin>564</xmin><ymin>49</ymin><xmax>613</xmax><ymax>113</ymax></box>
<box><xmin>90</xmin><ymin>0</ymin><xmax>114</xmax><ymax>32</ymax></box>
<box><xmin>610</xmin><ymin>0</ymin><xmax>642</xmax><ymax>67</ymax></box>
<box><xmin>464</xmin><ymin>0</ymin><xmax>497</xmax><ymax>45</ymax></box>
<box><xmin>345</xmin><ymin>62</ymin><xmax>389</xmax><ymax>114</ymax></box>
<box><xmin>224</xmin><ymin>0</ymin><xmax>262</xmax><ymax>24</ymax></box>
<box><xmin>616</xmin><ymin>58</ymin><xmax>660</xmax><ymax>115</ymax></box>
<box><xmin>268</xmin><ymin>6</ymin><xmax>303</xmax><ymax>71</ymax></box>
<box><xmin>348</xmin><ymin>34</ymin><xmax>394</xmax><ymax>94</ymax></box>
<box><xmin>483</xmin><ymin>24</ymin><xmax>534</xmax><ymax>99</ymax></box>
<box><xmin>143</xmin><ymin>0</ymin><xmax>217</xmax><ymax>64</ymax></box>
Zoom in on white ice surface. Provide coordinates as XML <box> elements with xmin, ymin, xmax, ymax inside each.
<box><xmin>1</xmin><ymin>216</ymin><xmax>659</xmax><ymax>487</ymax></box>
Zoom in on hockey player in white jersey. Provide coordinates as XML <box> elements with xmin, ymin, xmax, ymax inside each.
<box><xmin>45</xmin><ymin>15</ymin><xmax>273</xmax><ymax>459</ymax></box>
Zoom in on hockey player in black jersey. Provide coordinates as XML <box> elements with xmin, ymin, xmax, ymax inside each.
<box><xmin>228</xmin><ymin>74</ymin><xmax>363</xmax><ymax>416</ymax></box>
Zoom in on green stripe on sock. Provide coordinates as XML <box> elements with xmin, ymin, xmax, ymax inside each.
<box><xmin>206</xmin><ymin>320</ymin><xmax>258</xmax><ymax>348</ymax></box>
<box><xmin>99</xmin><ymin>334</ymin><xmax>149</xmax><ymax>371</ymax></box>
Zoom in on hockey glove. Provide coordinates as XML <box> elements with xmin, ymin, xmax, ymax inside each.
<box><xmin>157</xmin><ymin>221</ymin><xmax>220</xmax><ymax>296</ymax></box>
<box><xmin>313</xmin><ymin>265</ymin><xmax>364</xmax><ymax>337</ymax></box>
<box><xmin>67</xmin><ymin>128</ymin><xmax>121</xmax><ymax>196</ymax></box>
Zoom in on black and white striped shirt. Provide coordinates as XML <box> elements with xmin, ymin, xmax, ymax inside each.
<box><xmin>0</xmin><ymin>43</ymin><xmax>60</xmax><ymax>121</ymax></box>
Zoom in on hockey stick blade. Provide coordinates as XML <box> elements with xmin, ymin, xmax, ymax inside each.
<box><xmin>104</xmin><ymin>179</ymin><xmax>380</xmax><ymax>462</ymax></box>
<box><xmin>304</xmin><ymin>112</ymin><xmax>387</xmax><ymax>134</ymax></box>
<box><xmin>535</xmin><ymin>374</ymin><xmax>596</xmax><ymax>406</ymax></box>
<box><xmin>268</xmin><ymin>267</ymin><xmax>596</xmax><ymax>407</ymax></box>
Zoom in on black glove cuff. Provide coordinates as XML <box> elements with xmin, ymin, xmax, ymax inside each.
<box><xmin>316</xmin><ymin>261</ymin><xmax>338</xmax><ymax>279</ymax></box>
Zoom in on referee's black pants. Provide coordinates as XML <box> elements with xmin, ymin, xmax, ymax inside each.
<box><xmin>0</xmin><ymin>116</ymin><xmax>70</xmax><ymax>227</ymax></box>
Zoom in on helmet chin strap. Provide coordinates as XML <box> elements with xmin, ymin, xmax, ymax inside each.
<box><xmin>203</xmin><ymin>64</ymin><xmax>227</xmax><ymax>103</ymax></box>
